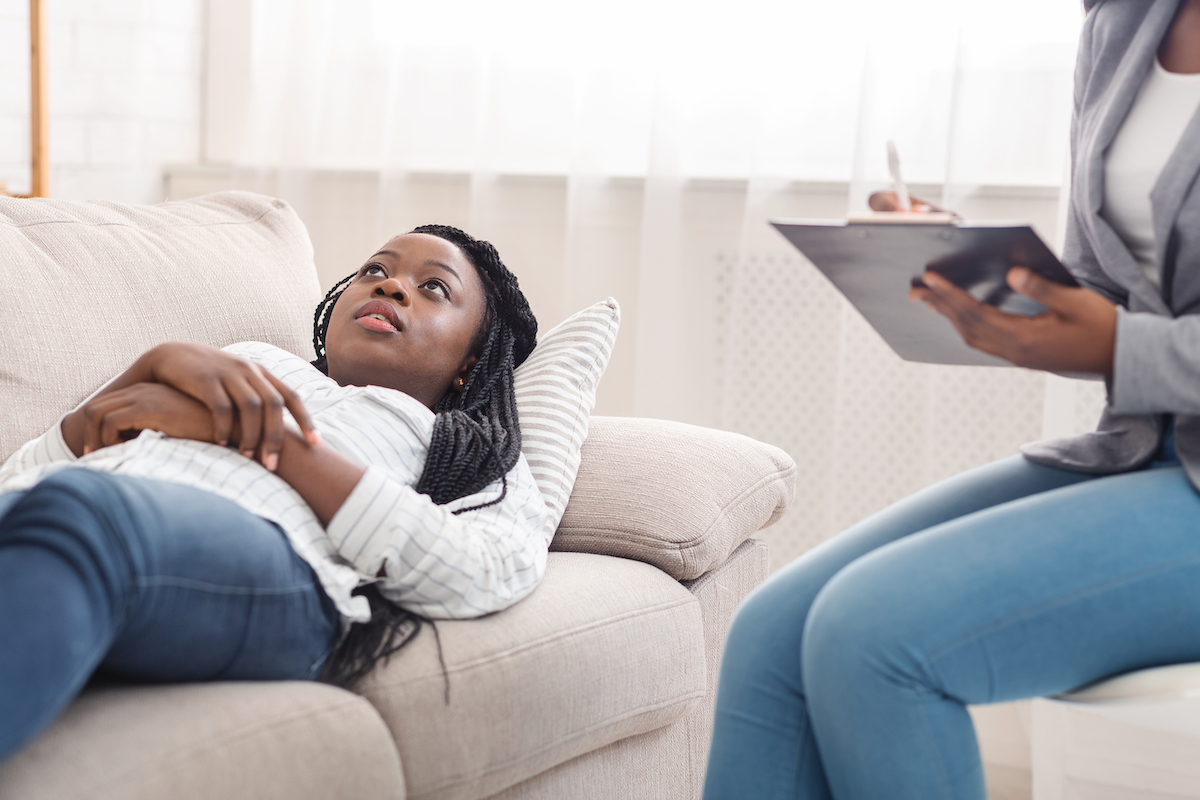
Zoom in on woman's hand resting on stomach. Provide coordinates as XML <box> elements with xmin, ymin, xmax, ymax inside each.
<box><xmin>61</xmin><ymin>378</ymin><xmax>364</xmax><ymax>527</ymax></box>
<box><xmin>909</xmin><ymin>267</ymin><xmax>1118</xmax><ymax>376</ymax></box>
<box><xmin>61</xmin><ymin>342</ymin><xmax>319</xmax><ymax>470</ymax></box>
<box><xmin>68</xmin><ymin>382</ymin><xmax>222</xmax><ymax>455</ymax></box>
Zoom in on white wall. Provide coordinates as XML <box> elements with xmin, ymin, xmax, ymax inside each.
<box><xmin>0</xmin><ymin>0</ymin><xmax>202</xmax><ymax>202</ymax></box>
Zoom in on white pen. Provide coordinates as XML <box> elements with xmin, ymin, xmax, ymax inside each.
<box><xmin>886</xmin><ymin>140</ymin><xmax>911</xmax><ymax>212</ymax></box>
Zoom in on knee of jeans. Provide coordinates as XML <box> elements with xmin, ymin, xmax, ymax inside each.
<box><xmin>802</xmin><ymin>559</ymin><xmax>932</xmax><ymax>690</ymax></box>
<box><xmin>718</xmin><ymin>577</ymin><xmax>812</xmax><ymax>687</ymax></box>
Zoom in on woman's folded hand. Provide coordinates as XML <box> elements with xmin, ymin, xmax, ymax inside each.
<box><xmin>64</xmin><ymin>380</ymin><xmax>298</xmax><ymax>473</ymax></box>
<box><xmin>61</xmin><ymin>342</ymin><xmax>319</xmax><ymax>471</ymax></box>
<box><xmin>76</xmin><ymin>382</ymin><xmax>218</xmax><ymax>453</ymax></box>
<box><xmin>135</xmin><ymin>342</ymin><xmax>318</xmax><ymax>469</ymax></box>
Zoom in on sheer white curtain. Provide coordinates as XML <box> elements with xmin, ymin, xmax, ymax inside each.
<box><xmin>214</xmin><ymin>0</ymin><xmax>1104</xmax><ymax>564</ymax></box>
<box><xmin>237</xmin><ymin>0</ymin><xmax>1080</xmax><ymax>182</ymax></box>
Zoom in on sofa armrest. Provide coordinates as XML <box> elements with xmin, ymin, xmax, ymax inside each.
<box><xmin>551</xmin><ymin>416</ymin><xmax>796</xmax><ymax>581</ymax></box>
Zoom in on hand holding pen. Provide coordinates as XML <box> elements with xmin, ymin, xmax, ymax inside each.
<box><xmin>868</xmin><ymin>140</ymin><xmax>959</xmax><ymax>216</ymax></box>
<box><xmin>868</xmin><ymin>191</ymin><xmax>947</xmax><ymax>213</ymax></box>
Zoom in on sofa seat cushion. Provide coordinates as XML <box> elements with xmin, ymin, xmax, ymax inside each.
<box><xmin>0</xmin><ymin>191</ymin><xmax>320</xmax><ymax>462</ymax></box>
<box><xmin>553</xmin><ymin>416</ymin><xmax>796</xmax><ymax>580</ymax></box>
<box><xmin>357</xmin><ymin>551</ymin><xmax>706</xmax><ymax>800</ymax></box>
<box><xmin>0</xmin><ymin>681</ymin><xmax>404</xmax><ymax>800</ymax></box>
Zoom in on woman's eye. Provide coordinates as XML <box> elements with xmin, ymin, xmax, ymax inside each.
<box><xmin>363</xmin><ymin>264</ymin><xmax>385</xmax><ymax>277</ymax></box>
<box><xmin>421</xmin><ymin>280</ymin><xmax>449</xmax><ymax>299</ymax></box>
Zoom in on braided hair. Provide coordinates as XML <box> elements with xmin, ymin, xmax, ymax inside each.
<box><xmin>312</xmin><ymin>224</ymin><xmax>537</xmax><ymax>690</ymax></box>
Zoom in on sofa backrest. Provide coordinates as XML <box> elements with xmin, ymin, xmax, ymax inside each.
<box><xmin>0</xmin><ymin>191</ymin><xmax>321</xmax><ymax>462</ymax></box>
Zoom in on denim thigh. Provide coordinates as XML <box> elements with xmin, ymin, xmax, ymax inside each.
<box><xmin>3</xmin><ymin>469</ymin><xmax>340</xmax><ymax>682</ymax></box>
<box><xmin>803</xmin><ymin>464</ymin><xmax>1200</xmax><ymax>800</ymax></box>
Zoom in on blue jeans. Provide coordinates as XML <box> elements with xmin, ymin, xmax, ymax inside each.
<box><xmin>703</xmin><ymin>435</ymin><xmax>1200</xmax><ymax>800</ymax></box>
<box><xmin>0</xmin><ymin>469</ymin><xmax>340</xmax><ymax>762</ymax></box>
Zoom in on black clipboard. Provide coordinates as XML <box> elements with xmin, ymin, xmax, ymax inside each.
<box><xmin>770</xmin><ymin>216</ymin><xmax>1079</xmax><ymax>367</ymax></box>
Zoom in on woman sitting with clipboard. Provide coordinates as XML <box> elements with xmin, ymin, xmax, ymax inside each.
<box><xmin>704</xmin><ymin>1</ymin><xmax>1200</xmax><ymax>798</ymax></box>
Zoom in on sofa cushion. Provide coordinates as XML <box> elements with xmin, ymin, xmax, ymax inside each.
<box><xmin>0</xmin><ymin>191</ymin><xmax>320</xmax><ymax>462</ymax></box>
<box><xmin>0</xmin><ymin>681</ymin><xmax>404</xmax><ymax>800</ymax></box>
<box><xmin>487</xmin><ymin>539</ymin><xmax>771</xmax><ymax>800</ymax></box>
<box><xmin>514</xmin><ymin>298</ymin><xmax>620</xmax><ymax>535</ymax></box>
<box><xmin>356</xmin><ymin>551</ymin><xmax>706</xmax><ymax>800</ymax></box>
<box><xmin>552</xmin><ymin>416</ymin><xmax>796</xmax><ymax>580</ymax></box>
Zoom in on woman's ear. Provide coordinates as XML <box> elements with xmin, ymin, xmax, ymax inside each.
<box><xmin>454</xmin><ymin>357</ymin><xmax>478</xmax><ymax>392</ymax></box>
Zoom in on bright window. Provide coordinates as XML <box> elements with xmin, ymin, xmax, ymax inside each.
<box><xmin>235</xmin><ymin>0</ymin><xmax>1083</xmax><ymax>185</ymax></box>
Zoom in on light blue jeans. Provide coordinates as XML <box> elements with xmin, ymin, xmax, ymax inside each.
<box><xmin>703</xmin><ymin>432</ymin><xmax>1200</xmax><ymax>800</ymax></box>
<box><xmin>0</xmin><ymin>469</ymin><xmax>340</xmax><ymax>762</ymax></box>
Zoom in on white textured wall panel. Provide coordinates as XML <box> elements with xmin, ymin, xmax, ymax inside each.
<box><xmin>0</xmin><ymin>0</ymin><xmax>202</xmax><ymax>202</ymax></box>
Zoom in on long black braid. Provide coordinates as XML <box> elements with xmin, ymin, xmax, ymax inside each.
<box><xmin>312</xmin><ymin>224</ymin><xmax>537</xmax><ymax>690</ymax></box>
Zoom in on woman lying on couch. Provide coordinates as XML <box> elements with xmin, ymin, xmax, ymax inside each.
<box><xmin>0</xmin><ymin>224</ymin><xmax>549</xmax><ymax>762</ymax></box>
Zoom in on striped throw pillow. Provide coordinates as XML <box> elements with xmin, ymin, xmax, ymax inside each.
<box><xmin>514</xmin><ymin>298</ymin><xmax>620</xmax><ymax>535</ymax></box>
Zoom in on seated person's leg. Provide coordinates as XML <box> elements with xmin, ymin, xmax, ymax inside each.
<box><xmin>804</xmin><ymin>464</ymin><xmax>1200</xmax><ymax>800</ymax></box>
<box><xmin>0</xmin><ymin>469</ymin><xmax>339</xmax><ymax>761</ymax></box>
<box><xmin>703</xmin><ymin>454</ymin><xmax>1093</xmax><ymax>800</ymax></box>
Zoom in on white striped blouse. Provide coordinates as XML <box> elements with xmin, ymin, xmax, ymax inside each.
<box><xmin>0</xmin><ymin>342</ymin><xmax>552</xmax><ymax>624</ymax></box>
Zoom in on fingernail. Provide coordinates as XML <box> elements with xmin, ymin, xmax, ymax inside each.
<box><xmin>265</xmin><ymin>452</ymin><xmax>279</xmax><ymax>472</ymax></box>
<box><xmin>241</xmin><ymin>449</ymin><xmax>255</xmax><ymax>459</ymax></box>
<box><xmin>307</xmin><ymin>430</ymin><xmax>322</xmax><ymax>445</ymax></box>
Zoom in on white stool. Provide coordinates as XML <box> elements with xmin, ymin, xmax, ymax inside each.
<box><xmin>1032</xmin><ymin>664</ymin><xmax>1200</xmax><ymax>800</ymax></box>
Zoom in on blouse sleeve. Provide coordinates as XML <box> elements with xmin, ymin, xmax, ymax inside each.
<box><xmin>229</xmin><ymin>341</ymin><xmax>554</xmax><ymax>618</ymax></box>
<box><xmin>324</xmin><ymin>458</ymin><xmax>552</xmax><ymax>619</ymax></box>
<box><xmin>0</xmin><ymin>415</ymin><xmax>79</xmax><ymax>484</ymax></box>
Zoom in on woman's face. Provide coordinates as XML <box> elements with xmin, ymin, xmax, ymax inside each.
<box><xmin>323</xmin><ymin>233</ymin><xmax>488</xmax><ymax>407</ymax></box>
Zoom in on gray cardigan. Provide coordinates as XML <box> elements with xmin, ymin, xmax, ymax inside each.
<box><xmin>1022</xmin><ymin>0</ymin><xmax>1200</xmax><ymax>489</ymax></box>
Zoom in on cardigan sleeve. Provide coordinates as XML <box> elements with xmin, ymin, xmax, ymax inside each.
<box><xmin>1109</xmin><ymin>309</ymin><xmax>1200</xmax><ymax>414</ymax></box>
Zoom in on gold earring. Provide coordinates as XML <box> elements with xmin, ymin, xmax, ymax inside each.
<box><xmin>455</xmin><ymin>377</ymin><xmax>466</xmax><ymax>390</ymax></box>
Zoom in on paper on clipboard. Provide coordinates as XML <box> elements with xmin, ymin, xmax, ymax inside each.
<box><xmin>770</xmin><ymin>216</ymin><xmax>1078</xmax><ymax>367</ymax></box>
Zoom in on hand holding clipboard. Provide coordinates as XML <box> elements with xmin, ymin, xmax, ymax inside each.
<box><xmin>771</xmin><ymin>144</ymin><xmax>1117</xmax><ymax>375</ymax></box>
<box><xmin>909</xmin><ymin>259</ymin><xmax>1116</xmax><ymax>376</ymax></box>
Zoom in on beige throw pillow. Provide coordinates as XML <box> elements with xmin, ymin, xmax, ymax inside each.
<box><xmin>552</xmin><ymin>416</ymin><xmax>797</xmax><ymax>581</ymax></box>
<box><xmin>511</xmin><ymin>298</ymin><xmax>796</xmax><ymax>578</ymax></box>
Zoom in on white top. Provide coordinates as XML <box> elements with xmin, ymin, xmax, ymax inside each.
<box><xmin>0</xmin><ymin>342</ymin><xmax>551</xmax><ymax>625</ymax></box>
<box><xmin>1104</xmin><ymin>58</ymin><xmax>1200</xmax><ymax>287</ymax></box>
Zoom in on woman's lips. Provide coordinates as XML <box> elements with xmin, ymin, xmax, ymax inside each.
<box><xmin>358</xmin><ymin>316</ymin><xmax>397</xmax><ymax>333</ymax></box>
<box><xmin>355</xmin><ymin>300</ymin><xmax>402</xmax><ymax>333</ymax></box>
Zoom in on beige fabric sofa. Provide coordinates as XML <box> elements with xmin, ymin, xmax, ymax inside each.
<box><xmin>0</xmin><ymin>192</ymin><xmax>796</xmax><ymax>800</ymax></box>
